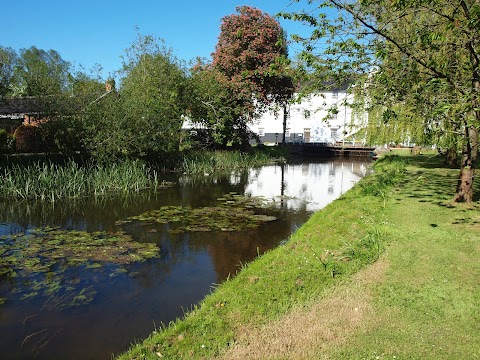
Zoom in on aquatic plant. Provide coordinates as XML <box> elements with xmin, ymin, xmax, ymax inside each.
<box><xmin>180</xmin><ymin>150</ymin><xmax>277</xmax><ymax>175</ymax></box>
<box><xmin>120</xmin><ymin>193</ymin><xmax>277</xmax><ymax>233</ymax></box>
<box><xmin>0</xmin><ymin>159</ymin><xmax>166</xmax><ymax>201</ymax></box>
<box><xmin>0</xmin><ymin>227</ymin><xmax>159</xmax><ymax>308</ymax></box>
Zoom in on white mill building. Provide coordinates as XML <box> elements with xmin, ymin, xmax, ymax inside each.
<box><xmin>249</xmin><ymin>84</ymin><xmax>365</xmax><ymax>146</ymax></box>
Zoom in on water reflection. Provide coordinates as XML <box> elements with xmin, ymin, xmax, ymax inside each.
<box><xmin>245</xmin><ymin>160</ymin><xmax>367</xmax><ymax>211</ymax></box>
<box><xmin>0</xmin><ymin>159</ymin><xmax>368</xmax><ymax>360</ymax></box>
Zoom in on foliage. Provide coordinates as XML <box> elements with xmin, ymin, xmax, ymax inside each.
<box><xmin>188</xmin><ymin>6</ymin><xmax>294</xmax><ymax>149</ymax></box>
<box><xmin>213</xmin><ymin>6</ymin><xmax>294</xmax><ymax>110</ymax></box>
<box><xmin>188</xmin><ymin>62</ymin><xmax>252</xmax><ymax>149</ymax></box>
<box><xmin>81</xmin><ymin>33</ymin><xmax>187</xmax><ymax>161</ymax></box>
<box><xmin>0</xmin><ymin>159</ymin><xmax>161</xmax><ymax>201</ymax></box>
<box><xmin>37</xmin><ymin>116</ymin><xmax>87</xmax><ymax>154</ymax></box>
<box><xmin>0</xmin><ymin>46</ymin><xmax>17</xmax><ymax>97</ymax></box>
<box><xmin>14</xmin><ymin>46</ymin><xmax>71</xmax><ymax>97</ymax></box>
<box><xmin>13</xmin><ymin>124</ymin><xmax>42</xmax><ymax>153</ymax></box>
<box><xmin>0</xmin><ymin>129</ymin><xmax>15</xmax><ymax>154</ymax></box>
<box><xmin>282</xmin><ymin>0</ymin><xmax>480</xmax><ymax>202</ymax></box>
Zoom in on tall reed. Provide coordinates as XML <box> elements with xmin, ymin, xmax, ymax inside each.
<box><xmin>180</xmin><ymin>150</ymin><xmax>276</xmax><ymax>175</ymax></box>
<box><xmin>0</xmin><ymin>159</ymin><xmax>159</xmax><ymax>202</ymax></box>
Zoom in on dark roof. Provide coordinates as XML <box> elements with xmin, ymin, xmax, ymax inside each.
<box><xmin>0</xmin><ymin>97</ymin><xmax>42</xmax><ymax>116</ymax></box>
<box><xmin>0</xmin><ymin>91</ymin><xmax>113</xmax><ymax>117</ymax></box>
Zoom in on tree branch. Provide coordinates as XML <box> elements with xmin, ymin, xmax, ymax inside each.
<box><xmin>327</xmin><ymin>0</ymin><xmax>465</xmax><ymax>95</ymax></box>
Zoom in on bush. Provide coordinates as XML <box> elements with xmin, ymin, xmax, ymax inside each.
<box><xmin>0</xmin><ymin>129</ymin><xmax>15</xmax><ymax>154</ymax></box>
<box><xmin>13</xmin><ymin>125</ymin><xmax>42</xmax><ymax>153</ymax></box>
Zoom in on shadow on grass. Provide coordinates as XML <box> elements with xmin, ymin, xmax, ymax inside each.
<box><xmin>395</xmin><ymin>154</ymin><xmax>480</xmax><ymax>204</ymax></box>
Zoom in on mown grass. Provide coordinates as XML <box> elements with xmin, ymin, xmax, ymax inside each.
<box><xmin>117</xmin><ymin>155</ymin><xmax>407</xmax><ymax>359</ymax></box>
<box><xmin>328</xmin><ymin>154</ymin><xmax>480</xmax><ymax>359</ymax></box>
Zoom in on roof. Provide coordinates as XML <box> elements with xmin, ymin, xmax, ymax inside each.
<box><xmin>0</xmin><ymin>91</ymin><xmax>113</xmax><ymax>117</ymax></box>
<box><xmin>0</xmin><ymin>97</ymin><xmax>42</xmax><ymax>116</ymax></box>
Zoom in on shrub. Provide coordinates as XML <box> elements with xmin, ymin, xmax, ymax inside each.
<box><xmin>0</xmin><ymin>129</ymin><xmax>15</xmax><ymax>154</ymax></box>
<box><xmin>13</xmin><ymin>125</ymin><xmax>42</xmax><ymax>153</ymax></box>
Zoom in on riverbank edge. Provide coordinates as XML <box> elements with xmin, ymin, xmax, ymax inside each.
<box><xmin>117</xmin><ymin>156</ymin><xmax>407</xmax><ymax>359</ymax></box>
<box><xmin>118</xmin><ymin>153</ymin><xmax>479</xmax><ymax>359</ymax></box>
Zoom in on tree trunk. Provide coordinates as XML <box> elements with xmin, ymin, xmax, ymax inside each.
<box><xmin>444</xmin><ymin>144</ymin><xmax>459</xmax><ymax>168</ymax></box>
<box><xmin>453</xmin><ymin>125</ymin><xmax>478</xmax><ymax>203</ymax></box>
<box><xmin>453</xmin><ymin>70</ymin><xmax>480</xmax><ymax>203</ymax></box>
<box><xmin>282</xmin><ymin>104</ymin><xmax>288</xmax><ymax>146</ymax></box>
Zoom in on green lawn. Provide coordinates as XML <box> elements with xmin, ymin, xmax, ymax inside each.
<box><xmin>118</xmin><ymin>154</ymin><xmax>480</xmax><ymax>359</ymax></box>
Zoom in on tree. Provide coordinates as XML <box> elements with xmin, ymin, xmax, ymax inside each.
<box><xmin>121</xmin><ymin>34</ymin><xmax>187</xmax><ymax>157</ymax></box>
<box><xmin>188</xmin><ymin>60</ymin><xmax>255</xmax><ymax>149</ymax></box>
<box><xmin>81</xmin><ymin>33</ymin><xmax>187</xmax><ymax>161</ymax></box>
<box><xmin>0</xmin><ymin>46</ymin><xmax>18</xmax><ymax>97</ymax></box>
<box><xmin>15</xmin><ymin>46</ymin><xmax>71</xmax><ymax>97</ymax></box>
<box><xmin>188</xmin><ymin>6</ymin><xmax>294</xmax><ymax>149</ymax></box>
<box><xmin>284</xmin><ymin>0</ymin><xmax>480</xmax><ymax>202</ymax></box>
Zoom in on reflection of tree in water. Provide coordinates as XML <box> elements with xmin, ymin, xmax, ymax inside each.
<box><xmin>179</xmin><ymin>170</ymin><xmax>250</xmax><ymax>207</ymax></box>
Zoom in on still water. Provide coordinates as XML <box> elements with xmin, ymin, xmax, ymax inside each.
<box><xmin>0</xmin><ymin>159</ymin><xmax>368</xmax><ymax>359</ymax></box>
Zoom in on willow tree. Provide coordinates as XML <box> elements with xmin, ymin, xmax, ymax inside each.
<box><xmin>284</xmin><ymin>0</ymin><xmax>480</xmax><ymax>202</ymax></box>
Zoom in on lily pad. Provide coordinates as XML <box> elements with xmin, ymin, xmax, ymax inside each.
<box><xmin>127</xmin><ymin>194</ymin><xmax>277</xmax><ymax>233</ymax></box>
<box><xmin>0</xmin><ymin>228</ymin><xmax>160</xmax><ymax>309</ymax></box>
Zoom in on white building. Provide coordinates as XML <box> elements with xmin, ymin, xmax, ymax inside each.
<box><xmin>249</xmin><ymin>85</ymin><xmax>365</xmax><ymax>146</ymax></box>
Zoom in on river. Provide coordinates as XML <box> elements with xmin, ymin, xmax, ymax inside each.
<box><xmin>0</xmin><ymin>159</ymin><xmax>368</xmax><ymax>359</ymax></box>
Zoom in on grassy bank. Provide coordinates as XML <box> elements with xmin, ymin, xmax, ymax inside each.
<box><xmin>118</xmin><ymin>154</ymin><xmax>479</xmax><ymax>359</ymax></box>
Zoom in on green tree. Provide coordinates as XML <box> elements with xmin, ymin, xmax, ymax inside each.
<box><xmin>284</xmin><ymin>0</ymin><xmax>480</xmax><ymax>202</ymax></box>
<box><xmin>188</xmin><ymin>6</ymin><xmax>294</xmax><ymax>149</ymax></box>
<box><xmin>0</xmin><ymin>46</ymin><xmax>18</xmax><ymax>97</ymax></box>
<box><xmin>188</xmin><ymin>60</ymin><xmax>253</xmax><ymax>149</ymax></box>
<box><xmin>121</xmin><ymin>34</ymin><xmax>187</xmax><ymax>157</ymax></box>
<box><xmin>15</xmin><ymin>46</ymin><xmax>71</xmax><ymax>97</ymax></box>
<box><xmin>81</xmin><ymin>34</ymin><xmax>187</xmax><ymax>161</ymax></box>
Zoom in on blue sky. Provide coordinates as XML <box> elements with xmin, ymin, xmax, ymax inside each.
<box><xmin>2</xmin><ymin>1</ymin><xmax>311</xmax><ymax>78</ymax></box>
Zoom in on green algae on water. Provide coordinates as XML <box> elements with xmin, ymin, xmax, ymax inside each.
<box><xmin>121</xmin><ymin>193</ymin><xmax>277</xmax><ymax>233</ymax></box>
<box><xmin>0</xmin><ymin>227</ymin><xmax>160</xmax><ymax>308</ymax></box>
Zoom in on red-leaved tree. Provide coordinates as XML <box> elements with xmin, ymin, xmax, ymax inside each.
<box><xmin>192</xmin><ymin>6</ymin><xmax>294</xmax><ymax>148</ymax></box>
<box><xmin>213</xmin><ymin>6</ymin><xmax>294</xmax><ymax>106</ymax></box>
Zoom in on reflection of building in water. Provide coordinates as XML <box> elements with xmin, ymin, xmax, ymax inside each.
<box><xmin>245</xmin><ymin>161</ymin><xmax>368</xmax><ymax>212</ymax></box>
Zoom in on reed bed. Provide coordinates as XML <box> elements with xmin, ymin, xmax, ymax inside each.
<box><xmin>180</xmin><ymin>150</ymin><xmax>277</xmax><ymax>175</ymax></box>
<box><xmin>0</xmin><ymin>160</ymin><xmax>159</xmax><ymax>202</ymax></box>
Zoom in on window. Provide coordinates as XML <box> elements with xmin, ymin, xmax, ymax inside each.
<box><xmin>258</xmin><ymin>128</ymin><xmax>265</xmax><ymax>136</ymax></box>
<box><xmin>332</xmin><ymin>91</ymin><xmax>338</xmax><ymax>99</ymax></box>
<box><xmin>331</xmin><ymin>128</ymin><xmax>338</xmax><ymax>139</ymax></box>
<box><xmin>303</xmin><ymin>109</ymin><xmax>311</xmax><ymax>119</ymax></box>
<box><xmin>331</xmin><ymin>113</ymin><xmax>338</xmax><ymax>120</ymax></box>
<box><xmin>304</xmin><ymin>128</ymin><xmax>311</xmax><ymax>143</ymax></box>
<box><xmin>285</xmin><ymin>130</ymin><xmax>290</xmax><ymax>138</ymax></box>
